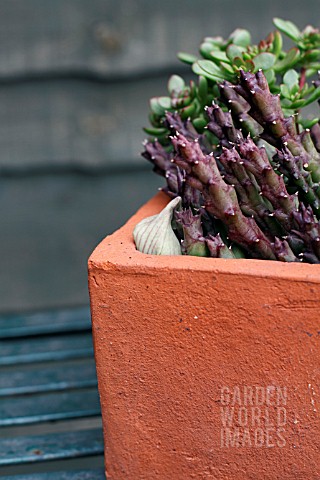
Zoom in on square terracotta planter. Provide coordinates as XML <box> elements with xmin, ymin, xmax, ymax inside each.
<box><xmin>88</xmin><ymin>191</ymin><xmax>320</xmax><ymax>480</ymax></box>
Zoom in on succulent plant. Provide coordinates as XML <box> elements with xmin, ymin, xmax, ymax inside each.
<box><xmin>138</xmin><ymin>18</ymin><xmax>320</xmax><ymax>263</ymax></box>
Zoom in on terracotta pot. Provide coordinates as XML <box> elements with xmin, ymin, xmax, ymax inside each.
<box><xmin>88</xmin><ymin>192</ymin><xmax>320</xmax><ymax>480</ymax></box>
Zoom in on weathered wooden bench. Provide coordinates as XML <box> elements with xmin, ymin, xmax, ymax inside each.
<box><xmin>0</xmin><ymin>307</ymin><xmax>105</xmax><ymax>479</ymax></box>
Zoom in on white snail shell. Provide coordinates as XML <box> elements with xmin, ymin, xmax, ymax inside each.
<box><xmin>133</xmin><ymin>197</ymin><xmax>182</xmax><ymax>255</ymax></box>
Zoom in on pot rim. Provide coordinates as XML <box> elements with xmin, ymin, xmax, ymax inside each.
<box><xmin>89</xmin><ymin>192</ymin><xmax>320</xmax><ymax>282</ymax></box>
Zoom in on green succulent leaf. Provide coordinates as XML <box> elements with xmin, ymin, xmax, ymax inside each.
<box><xmin>200</xmin><ymin>42</ymin><xmax>219</xmax><ymax>59</ymax></box>
<box><xmin>177</xmin><ymin>52</ymin><xmax>198</xmax><ymax>65</ymax></box>
<box><xmin>301</xmin><ymin>84</ymin><xmax>314</xmax><ymax>96</ymax></box>
<box><xmin>253</xmin><ymin>52</ymin><xmax>276</xmax><ymax>71</ymax></box>
<box><xmin>298</xmin><ymin>85</ymin><xmax>320</xmax><ymax>108</ymax></box>
<box><xmin>264</xmin><ymin>68</ymin><xmax>276</xmax><ymax>85</ymax></box>
<box><xmin>193</xmin><ymin>60</ymin><xmax>225</xmax><ymax>82</ymax></box>
<box><xmin>291</xmin><ymin>84</ymin><xmax>300</xmax><ymax>96</ymax></box>
<box><xmin>229</xmin><ymin>28</ymin><xmax>251</xmax><ymax>47</ymax></box>
<box><xmin>192</xmin><ymin>117</ymin><xmax>208</xmax><ymax>131</ymax></box>
<box><xmin>180</xmin><ymin>102</ymin><xmax>197</xmax><ymax>120</ymax></box>
<box><xmin>233</xmin><ymin>56</ymin><xmax>245</xmax><ymax>68</ymax></box>
<box><xmin>220</xmin><ymin>61</ymin><xmax>235</xmax><ymax>74</ymax></box>
<box><xmin>231</xmin><ymin>244</ymin><xmax>246</xmax><ymax>259</ymax></box>
<box><xmin>198</xmin><ymin>76</ymin><xmax>208</xmax><ymax>105</ymax></box>
<box><xmin>280</xmin><ymin>84</ymin><xmax>291</xmax><ymax>99</ymax></box>
<box><xmin>150</xmin><ymin>98</ymin><xmax>164</xmax><ymax>116</ymax></box>
<box><xmin>172</xmin><ymin>95</ymin><xmax>192</xmax><ymax>109</ymax></box>
<box><xmin>302</xmin><ymin>25</ymin><xmax>319</xmax><ymax>37</ymax></box>
<box><xmin>244</xmin><ymin>59</ymin><xmax>255</xmax><ymax>72</ymax></box>
<box><xmin>299</xmin><ymin>117</ymin><xmax>320</xmax><ymax>129</ymax></box>
<box><xmin>272</xmin><ymin>30</ymin><xmax>283</xmax><ymax>58</ymax></box>
<box><xmin>283</xmin><ymin>69</ymin><xmax>299</xmax><ymax>90</ymax></box>
<box><xmin>273</xmin><ymin>18</ymin><xmax>301</xmax><ymax>42</ymax></box>
<box><xmin>299</xmin><ymin>26</ymin><xmax>320</xmax><ymax>51</ymax></box>
<box><xmin>289</xmin><ymin>98</ymin><xmax>308</xmax><ymax>109</ymax></box>
<box><xmin>204</xmin><ymin>36</ymin><xmax>225</xmax><ymax>47</ymax></box>
<box><xmin>168</xmin><ymin>75</ymin><xmax>185</xmax><ymax>94</ymax></box>
<box><xmin>303</xmin><ymin>50</ymin><xmax>320</xmax><ymax>63</ymax></box>
<box><xmin>143</xmin><ymin>126</ymin><xmax>168</xmax><ymax>135</ymax></box>
<box><xmin>281</xmin><ymin>107</ymin><xmax>295</xmax><ymax>116</ymax></box>
<box><xmin>190</xmin><ymin>81</ymin><xmax>197</xmax><ymax>99</ymax></box>
<box><xmin>158</xmin><ymin>97</ymin><xmax>172</xmax><ymax>109</ymax></box>
<box><xmin>306</xmin><ymin>65</ymin><xmax>320</xmax><ymax>77</ymax></box>
<box><xmin>148</xmin><ymin>112</ymin><xmax>162</xmax><ymax>127</ymax></box>
<box><xmin>274</xmin><ymin>47</ymin><xmax>300</xmax><ymax>72</ymax></box>
<box><xmin>226</xmin><ymin>44</ymin><xmax>246</xmax><ymax>61</ymax></box>
<box><xmin>150</xmin><ymin>97</ymin><xmax>172</xmax><ymax>116</ymax></box>
<box><xmin>192</xmin><ymin>61</ymin><xmax>208</xmax><ymax>78</ymax></box>
<box><xmin>208</xmin><ymin>50</ymin><xmax>230</xmax><ymax>63</ymax></box>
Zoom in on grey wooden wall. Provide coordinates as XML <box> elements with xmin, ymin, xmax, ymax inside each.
<box><xmin>1</xmin><ymin>0</ymin><xmax>319</xmax><ymax>312</ymax></box>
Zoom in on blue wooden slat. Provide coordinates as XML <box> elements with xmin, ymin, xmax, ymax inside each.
<box><xmin>0</xmin><ymin>333</ymin><xmax>93</xmax><ymax>366</ymax></box>
<box><xmin>1</xmin><ymin>469</ymin><xmax>105</xmax><ymax>480</ymax></box>
<box><xmin>0</xmin><ymin>390</ymin><xmax>101</xmax><ymax>426</ymax></box>
<box><xmin>0</xmin><ymin>361</ymin><xmax>97</xmax><ymax>396</ymax></box>
<box><xmin>0</xmin><ymin>429</ymin><xmax>103</xmax><ymax>466</ymax></box>
<box><xmin>0</xmin><ymin>308</ymin><xmax>91</xmax><ymax>339</ymax></box>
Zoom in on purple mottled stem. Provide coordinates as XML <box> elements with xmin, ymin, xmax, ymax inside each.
<box><xmin>206</xmin><ymin>104</ymin><xmax>243</xmax><ymax>147</ymax></box>
<box><xmin>273</xmin><ymin>238</ymin><xmax>298</xmax><ymax>262</ymax></box>
<box><xmin>236</xmin><ymin>70</ymin><xmax>287</xmax><ymax>140</ymax></box>
<box><xmin>219</xmin><ymin>146</ymin><xmax>285</xmax><ymax>236</ymax></box>
<box><xmin>206</xmin><ymin>233</ymin><xmax>235</xmax><ymax>258</ymax></box>
<box><xmin>142</xmin><ymin>140</ymin><xmax>173</xmax><ymax>174</ymax></box>
<box><xmin>238</xmin><ymin>138</ymin><xmax>296</xmax><ymax>220</ymax></box>
<box><xmin>275</xmin><ymin>148</ymin><xmax>320</xmax><ymax>217</ymax></box>
<box><xmin>219</xmin><ymin>81</ymin><xmax>264</xmax><ymax>138</ymax></box>
<box><xmin>293</xmin><ymin>204</ymin><xmax>320</xmax><ymax>261</ymax></box>
<box><xmin>165</xmin><ymin>111</ymin><xmax>211</xmax><ymax>153</ymax></box>
<box><xmin>175</xmin><ymin>209</ymin><xmax>207</xmax><ymax>256</ymax></box>
<box><xmin>311</xmin><ymin>123</ymin><xmax>320</xmax><ymax>153</ymax></box>
<box><xmin>171</xmin><ymin>134</ymin><xmax>276</xmax><ymax>259</ymax></box>
<box><xmin>234</xmin><ymin>70</ymin><xmax>320</xmax><ymax>198</ymax></box>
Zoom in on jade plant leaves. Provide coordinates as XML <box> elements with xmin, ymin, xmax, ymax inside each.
<box><xmin>283</xmin><ymin>69</ymin><xmax>299</xmax><ymax>89</ymax></box>
<box><xmin>274</xmin><ymin>48</ymin><xmax>300</xmax><ymax>72</ymax></box>
<box><xmin>177</xmin><ymin>52</ymin><xmax>198</xmax><ymax>65</ymax></box>
<box><xmin>193</xmin><ymin>59</ymin><xmax>230</xmax><ymax>82</ymax></box>
<box><xmin>150</xmin><ymin>97</ymin><xmax>172</xmax><ymax>116</ymax></box>
<box><xmin>145</xmin><ymin>18</ymin><xmax>320</xmax><ymax>133</ymax></box>
<box><xmin>229</xmin><ymin>28</ymin><xmax>252</xmax><ymax>48</ymax></box>
<box><xmin>273</xmin><ymin>18</ymin><xmax>301</xmax><ymax>42</ymax></box>
<box><xmin>226</xmin><ymin>44</ymin><xmax>246</xmax><ymax>61</ymax></box>
<box><xmin>253</xmin><ymin>52</ymin><xmax>276</xmax><ymax>72</ymax></box>
<box><xmin>272</xmin><ymin>30</ymin><xmax>283</xmax><ymax>58</ymax></box>
<box><xmin>168</xmin><ymin>75</ymin><xmax>185</xmax><ymax>94</ymax></box>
